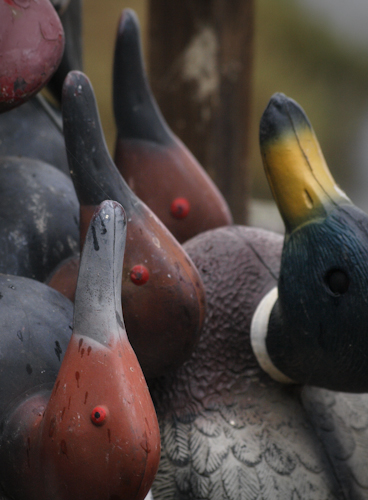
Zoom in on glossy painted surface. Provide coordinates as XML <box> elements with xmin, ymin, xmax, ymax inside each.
<box><xmin>113</xmin><ymin>9</ymin><xmax>232</xmax><ymax>243</ymax></box>
<box><xmin>0</xmin><ymin>0</ymin><xmax>64</xmax><ymax>112</ymax></box>
<box><xmin>48</xmin><ymin>71</ymin><xmax>206</xmax><ymax>379</ymax></box>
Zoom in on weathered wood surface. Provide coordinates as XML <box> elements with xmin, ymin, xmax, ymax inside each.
<box><xmin>148</xmin><ymin>0</ymin><xmax>254</xmax><ymax>223</ymax></box>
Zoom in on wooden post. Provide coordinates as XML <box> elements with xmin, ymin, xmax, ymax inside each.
<box><xmin>147</xmin><ymin>0</ymin><xmax>254</xmax><ymax>223</ymax></box>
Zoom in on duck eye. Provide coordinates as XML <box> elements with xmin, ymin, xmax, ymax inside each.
<box><xmin>170</xmin><ymin>197</ymin><xmax>190</xmax><ymax>219</ymax></box>
<box><xmin>325</xmin><ymin>269</ymin><xmax>349</xmax><ymax>295</ymax></box>
<box><xmin>91</xmin><ymin>406</ymin><xmax>108</xmax><ymax>425</ymax></box>
<box><xmin>130</xmin><ymin>265</ymin><xmax>150</xmax><ymax>286</ymax></box>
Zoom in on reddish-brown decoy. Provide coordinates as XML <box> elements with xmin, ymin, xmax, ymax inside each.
<box><xmin>0</xmin><ymin>0</ymin><xmax>83</xmax><ymax>176</ymax></box>
<box><xmin>0</xmin><ymin>0</ymin><xmax>64</xmax><ymax>113</ymax></box>
<box><xmin>47</xmin><ymin>71</ymin><xmax>206</xmax><ymax>380</ymax></box>
<box><xmin>113</xmin><ymin>9</ymin><xmax>232</xmax><ymax>244</ymax></box>
<box><xmin>149</xmin><ymin>94</ymin><xmax>368</xmax><ymax>499</ymax></box>
<box><xmin>0</xmin><ymin>200</ymin><xmax>161</xmax><ymax>500</ymax></box>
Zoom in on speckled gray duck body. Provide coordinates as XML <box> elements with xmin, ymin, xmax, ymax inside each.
<box><xmin>149</xmin><ymin>94</ymin><xmax>368</xmax><ymax>499</ymax></box>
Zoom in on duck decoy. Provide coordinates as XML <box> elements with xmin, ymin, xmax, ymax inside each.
<box><xmin>113</xmin><ymin>9</ymin><xmax>232</xmax><ymax>244</ymax></box>
<box><xmin>0</xmin><ymin>200</ymin><xmax>161</xmax><ymax>500</ymax></box>
<box><xmin>149</xmin><ymin>93</ymin><xmax>368</xmax><ymax>499</ymax></box>
<box><xmin>47</xmin><ymin>70</ymin><xmax>206</xmax><ymax>379</ymax></box>
<box><xmin>0</xmin><ymin>156</ymin><xmax>78</xmax><ymax>282</ymax></box>
<box><xmin>0</xmin><ymin>0</ymin><xmax>64</xmax><ymax>113</ymax></box>
<box><xmin>0</xmin><ymin>0</ymin><xmax>83</xmax><ymax>176</ymax></box>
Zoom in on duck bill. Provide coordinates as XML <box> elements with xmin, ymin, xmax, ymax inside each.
<box><xmin>36</xmin><ymin>201</ymin><xmax>160</xmax><ymax>500</ymax></box>
<box><xmin>260</xmin><ymin>93</ymin><xmax>352</xmax><ymax>234</ymax></box>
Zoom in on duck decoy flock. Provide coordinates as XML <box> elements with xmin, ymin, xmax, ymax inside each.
<box><xmin>2</xmin><ymin>1</ymin><xmax>368</xmax><ymax>499</ymax></box>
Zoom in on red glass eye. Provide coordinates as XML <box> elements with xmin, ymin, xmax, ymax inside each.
<box><xmin>91</xmin><ymin>406</ymin><xmax>108</xmax><ymax>425</ymax></box>
<box><xmin>130</xmin><ymin>265</ymin><xmax>150</xmax><ymax>285</ymax></box>
<box><xmin>170</xmin><ymin>197</ymin><xmax>190</xmax><ymax>219</ymax></box>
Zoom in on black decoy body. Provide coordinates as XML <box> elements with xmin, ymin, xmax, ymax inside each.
<box><xmin>113</xmin><ymin>9</ymin><xmax>232</xmax><ymax>244</ymax></box>
<box><xmin>0</xmin><ymin>156</ymin><xmax>78</xmax><ymax>282</ymax></box>
<box><xmin>0</xmin><ymin>201</ymin><xmax>161</xmax><ymax>500</ymax></box>
<box><xmin>0</xmin><ymin>97</ymin><xmax>69</xmax><ymax>175</ymax></box>
<box><xmin>149</xmin><ymin>94</ymin><xmax>368</xmax><ymax>499</ymax></box>
<box><xmin>47</xmin><ymin>71</ymin><xmax>206</xmax><ymax>380</ymax></box>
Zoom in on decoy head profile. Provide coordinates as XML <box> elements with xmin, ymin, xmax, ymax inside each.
<box><xmin>0</xmin><ymin>201</ymin><xmax>160</xmax><ymax>500</ymax></box>
<box><xmin>113</xmin><ymin>9</ymin><xmax>232</xmax><ymax>243</ymax></box>
<box><xmin>56</xmin><ymin>70</ymin><xmax>206</xmax><ymax>379</ymax></box>
<box><xmin>0</xmin><ymin>0</ymin><xmax>65</xmax><ymax>112</ymax></box>
<box><xmin>252</xmin><ymin>93</ymin><xmax>368</xmax><ymax>392</ymax></box>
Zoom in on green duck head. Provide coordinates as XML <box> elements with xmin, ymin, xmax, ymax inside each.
<box><xmin>254</xmin><ymin>93</ymin><xmax>368</xmax><ymax>392</ymax></box>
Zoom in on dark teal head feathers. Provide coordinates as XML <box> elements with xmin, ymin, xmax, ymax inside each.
<box><xmin>259</xmin><ymin>93</ymin><xmax>368</xmax><ymax>392</ymax></box>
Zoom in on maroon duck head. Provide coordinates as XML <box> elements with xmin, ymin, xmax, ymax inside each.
<box><xmin>113</xmin><ymin>9</ymin><xmax>232</xmax><ymax>243</ymax></box>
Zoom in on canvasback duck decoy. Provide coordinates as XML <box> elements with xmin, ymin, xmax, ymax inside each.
<box><xmin>113</xmin><ymin>9</ymin><xmax>232</xmax><ymax>243</ymax></box>
<box><xmin>0</xmin><ymin>156</ymin><xmax>78</xmax><ymax>282</ymax></box>
<box><xmin>149</xmin><ymin>93</ymin><xmax>368</xmax><ymax>499</ymax></box>
<box><xmin>47</xmin><ymin>70</ymin><xmax>206</xmax><ymax>379</ymax></box>
<box><xmin>0</xmin><ymin>200</ymin><xmax>161</xmax><ymax>500</ymax></box>
<box><xmin>0</xmin><ymin>0</ymin><xmax>64</xmax><ymax>113</ymax></box>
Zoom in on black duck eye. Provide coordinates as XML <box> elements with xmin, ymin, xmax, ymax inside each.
<box><xmin>325</xmin><ymin>269</ymin><xmax>349</xmax><ymax>295</ymax></box>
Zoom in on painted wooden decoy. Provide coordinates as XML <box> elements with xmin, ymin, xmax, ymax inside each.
<box><xmin>0</xmin><ymin>156</ymin><xmax>78</xmax><ymax>282</ymax></box>
<box><xmin>113</xmin><ymin>9</ymin><xmax>232</xmax><ymax>244</ymax></box>
<box><xmin>0</xmin><ymin>200</ymin><xmax>161</xmax><ymax>500</ymax></box>
<box><xmin>0</xmin><ymin>0</ymin><xmax>83</xmax><ymax>176</ymax></box>
<box><xmin>0</xmin><ymin>0</ymin><xmax>64</xmax><ymax>113</ymax></box>
<box><xmin>47</xmin><ymin>70</ymin><xmax>206</xmax><ymax>380</ymax></box>
<box><xmin>149</xmin><ymin>93</ymin><xmax>368</xmax><ymax>499</ymax></box>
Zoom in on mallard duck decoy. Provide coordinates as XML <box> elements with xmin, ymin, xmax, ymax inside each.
<box><xmin>47</xmin><ymin>70</ymin><xmax>206</xmax><ymax>379</ymax></box>
<box><xmin>0</xmin><ymin>0</ymin><xmax>64</xmax><ymax>113</ymax></box>
<box><xmin>149</xmin><ymin>93</ymin><xmax>368</xmax><ymax>499</ymax></box>
<box><xmin>113</xmin><ymin>9</ymin><xmax>232</xmax><ymax>244</ymax></box>
<box><xmin>0</xmin><ymin>156</ymin><xmax>78</xmax><ymax>282</ymax></box>
<box><xmin>0</xmin><ymin>200</ymin><xmax>161</xmax><ymax>500</ymax></box>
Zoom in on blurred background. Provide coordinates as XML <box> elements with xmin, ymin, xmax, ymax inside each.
<box><xmin>83</xmin><ymin>0</ymin><xmax>368</xmax><ymax>231</ymax></box>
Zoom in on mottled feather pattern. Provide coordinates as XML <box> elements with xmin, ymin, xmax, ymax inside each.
<box><xmin>153</xmin><ymin>383</ymin><xmax>344</xmax><ymax>500</ymax></box>
<box><xmin>150</xmin><ymin>227</ymin><xmax>350</xmax><ymax>499</ymax></box>
<box><xmin>302</xmin><ymin>387</ymin><xmax>368</xmax><ymax>497</ymax></box>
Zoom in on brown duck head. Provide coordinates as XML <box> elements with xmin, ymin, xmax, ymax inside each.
<box><xmin>113</xmin><ymin>9</ymin><xmax>232</xmax><ymax>243</ymax></box>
